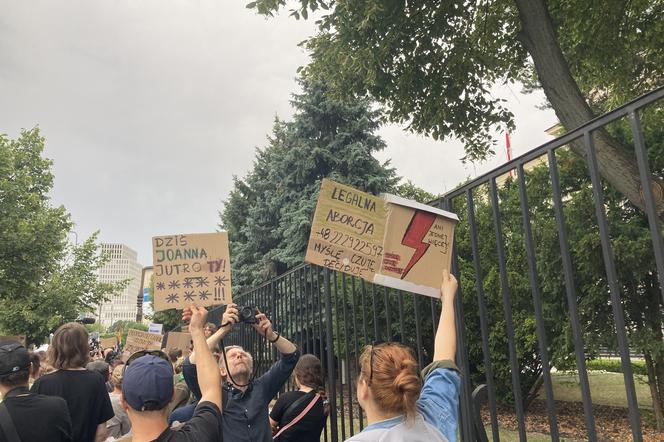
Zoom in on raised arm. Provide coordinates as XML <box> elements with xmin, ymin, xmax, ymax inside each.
<box><xmin>434</xmin><ymin>269</ymin><xmax>458</xmax><ymax>362</ymax></box>
<box><xmin>189</xmin><ymin>303</ymin><xmax>239</xmax><ymax>364</ymax></box>
<box><xmin>182</xmin><ymin>305</ymin><xmax>222</xmax><ymax>410</ymax></box>
<box><xmin>253</xmin><ymin>309</ymin><xmax>297</xmax><ymax>355</ymax></box>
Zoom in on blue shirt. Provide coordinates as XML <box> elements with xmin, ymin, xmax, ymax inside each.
<box><xmin>417</xmin><ymin>364</ymin><xmax>460</xmax><ymax>442</ymax></box>
<box><xmin>347</xmin><ymin>361</ymin><xmax>460</xmax><ymax>442</ymax></box>
<box><xmin>181</xmin><ymin>348</ymin><xmax>300</xmax><ymax>442</ymax></box>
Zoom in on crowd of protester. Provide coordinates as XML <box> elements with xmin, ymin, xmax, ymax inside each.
<box><xmin>0</xmin><ymin>270</ymin><xmax>460</xmax><ymax>442</ymax></box>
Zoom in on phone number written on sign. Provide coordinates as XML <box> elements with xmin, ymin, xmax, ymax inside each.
<box><xmin>313</xmin><ymin>227</ymin><xmax>383</xmax><ymax>277</ymax></box>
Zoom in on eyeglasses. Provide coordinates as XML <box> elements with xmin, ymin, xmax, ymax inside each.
<box><xmin>367</xmin><ymin>341</ymin><xmax>411</xmax><ymax>387</ymax></box>
<box><xmin>123</xmin><ymin>350</ymin><xmax>171</xmax><ymax>374</ymax></box>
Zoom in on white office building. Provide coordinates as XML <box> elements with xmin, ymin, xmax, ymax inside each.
<box><xmin>96</xmin><ymin>243</ymin><xmax>143</xmax><ymax>328</ymax></box>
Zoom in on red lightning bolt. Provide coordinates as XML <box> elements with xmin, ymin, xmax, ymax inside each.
<box><xmin>400</xmin><ymin>211</ymin><xmax>437</xmax><ymax>279</ymax></box>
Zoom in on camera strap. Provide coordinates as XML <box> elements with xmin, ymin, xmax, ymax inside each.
<box><xmin>219</xmin><ymin>338</ymin><xmax>262</xmax><ymax>388</ymax></box>
<box><xmin>0</xmin><ymin>402</ymin><xmax>22</xmax><ymax>442</ymax></box>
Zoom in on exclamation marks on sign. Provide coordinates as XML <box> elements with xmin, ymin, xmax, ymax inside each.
<box><xmin>214</xmin><ymin>287</ymin><xmax>225</xmax><ymax>301</ymax></box>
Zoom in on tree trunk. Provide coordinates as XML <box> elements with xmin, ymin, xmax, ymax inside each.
<box><xmin>655</xmin><ymin>343</ymin><xmax>664</xmax><ymax>414</ymax></box>
<box><xmin>514</xmin><ymin>0</ymin><xmax>664</xmax><ymax>218</ymax></box>
<box><xmin>524</xmin><ymin>371</ymin><xmax>545</xmax><ymax>410</ymax></box>
<box><xmin>644</xmin><ymin>352</ymin><xmax>664</xmax><ymax>431</ymax></box>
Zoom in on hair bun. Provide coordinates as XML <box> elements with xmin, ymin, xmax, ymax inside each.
<box><xmin>392</xmin><ymin>370</ymin><xmax>421</xmax><ymax>395</ymax></box>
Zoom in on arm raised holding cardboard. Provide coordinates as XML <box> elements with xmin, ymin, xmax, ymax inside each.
<box><xmin>182</xmin><ymin>305</ymin><xmax>222</xmax><ymax>410</ymax></box>
<box><xmin>434</xmin><ymin>269</ymin><xmax>458</xmax><ymax>361</ymax></box>
<box><xmin>189</xmin><ymin>303</ymin><xmax>239</xmax><ymax>365</ymax></box>
<box><xmin>417</xmin><ymin>269</ymin><xmax>461</xmax><ymax>442</ymax></box>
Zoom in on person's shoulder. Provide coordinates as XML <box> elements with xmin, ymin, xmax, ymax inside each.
<box><xmin>168</xmin><ymin>401</ymin><xmax>221</xmax><ymax>439</ymax></box>
<box><xmin>271</xmin><ymin>390</ymin><xmax>305</xmax><ymax>415</ymax></box>
<box><xmin>279</xmin><ymin>390</ymin><xmax>305</xmax><ymax>402</ymax></box>
<box><xmin>421</xmin><ymin>360</ymin><xmax>459</xmax><ymax>380</ymax></box>
<box><xmin>34</xmin><ymin>370</ymin><xmax>60</xmax><ymax>382</ymax></box>
<box><xmin>32</xmin><ymin>392</ymin><xmax>67</xmax><ymax>405</ymax></box>
<box><xmin>192</xmin><ymin>400</ymin><xmax>222</xmax><ymax>418</ymax></box>
<box><xmin>344</xmin><ymin>429</ymin><xmax>385</xmax><ymax>442</ymax></box>
<box><xmin>23</xmin><ymin>393</ymin><xmax>70</xmax><ymax>416</ymax></box>
<box><xmin>31</xmin><ymin>371</ymin><xmax>59</xmax><ymax>389</ymax></box>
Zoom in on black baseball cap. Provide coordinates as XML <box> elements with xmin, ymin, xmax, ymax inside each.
<box><xmin>0</xmin><ymin>342</ymin><xmax>30</xmax><ymax>377</ymax></box>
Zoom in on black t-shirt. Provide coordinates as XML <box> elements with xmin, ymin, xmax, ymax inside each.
<box><xmin>31</xmin><ymin>369</ymin><xmax>114</xmax><ymax>442</ymax></box>
<box><xmin>0</xmin><ymin>387</ymin><xmax>73</xmax><ymax>442</ymax></box>
<box><xmin>269</xmin><ymin>391</ymin><xmax>326</xmax><ymax>442</ymax></box>
<box><xmin>155</xmin><ymin>401</ymin><xmax>222</xmax><ymax>442</ymax></box>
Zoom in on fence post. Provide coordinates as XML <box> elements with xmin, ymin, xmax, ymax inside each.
<box><xmin>323</xmin><ymin>268</ymin><xmax>339</xmax><ymax>442</ymax></box>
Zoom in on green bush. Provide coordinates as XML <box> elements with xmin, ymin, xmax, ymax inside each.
<box><xmin>586</xmin><ymin>359</ymin><xmax>647</xmax><ymax>376</ymax></box>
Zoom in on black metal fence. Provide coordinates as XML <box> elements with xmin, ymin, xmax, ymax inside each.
<box><xmin>215</xmin><ymin>86</ymin><xmax>664</xmax><ymax>442</ymax></box>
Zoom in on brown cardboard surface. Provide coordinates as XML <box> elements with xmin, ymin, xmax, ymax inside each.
<box><xmin>165</xmin><ymin>332</ymin><xmax>192</xmax><ymax>357</ymax></box>
<box><xmin>124</xmin><ymin>329</ymin><xmax>164</xmax><ymax>355</ymax></box>
<box><xmin>377</xmin><ymin>200</ymin><xmax>456</xmax><ymax>296</ymax></box>
<box><xmin>306</xmin><ymin>179</ymin><xmax>458</xmax><ymax>297</ymax></box>
<box><xmin>152</xmin><ymin>232</ymin><xmax>232</xmax><ymax>311</ymax></box>
<box><xmin>305</xmin><ymin>179</ymin><xmax>386</xmax><ymax>281</ymax></box>
<box><xmin>100</xmin><ymin>337</ymin><xmax>117</xmax><ymax>350</ymax></box>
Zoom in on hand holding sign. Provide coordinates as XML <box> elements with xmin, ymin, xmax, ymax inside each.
<box><xmin>182</xmin><ymin>305</ymin><xmax>208</xmax><ymax>332</ymax></box>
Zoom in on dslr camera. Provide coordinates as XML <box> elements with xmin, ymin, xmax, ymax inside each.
<box><xmin>237</xmin><ymin>306</ymin><xmax>259</xmax><ymax>324</ymax></box>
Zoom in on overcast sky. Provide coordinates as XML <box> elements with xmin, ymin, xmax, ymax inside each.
<box><xmin>1</xmin><ymin>1</ymin><xmax>556</xmax><ymax>265</ymax></box>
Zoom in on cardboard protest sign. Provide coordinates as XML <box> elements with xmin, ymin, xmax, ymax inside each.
<box><xmin>165</xmin><ymin>332</ymin><xmax>192</xmax><ymax>357</ymax></box>
<box><xmin>374</xmin><ymin>194</ymin><xmax>457</xmax><ymax>298</ymax></box>
<box><xmin>100</xmin><ymin>337</ymin><xmax>117</xmax><ymax>350</ymax></box>
<box><xmin>152</xmin><ymin>232</ymin><xmax>232</xmax><ymax>311</ymax></box>
<box><xmin>0</xmin><ymin>336</ymin><xmax>26</xmax><ymax>346</ymax></box>
<box><xmin>148</xmin><ymin>323</ymin><xmax>163</xmax><ymax>335</ymax></box>
<box><xmin>305</xmin><ymin>179</ymin><xmax>386</xmax><ymax>281</ymax></box>
<box><xmin>306</xmin><ymin>179</ymin><xmax>458</xmax><ymax>298</ymax></box>
<box><xmin>123</xmin><ymin>329</ymin><xmax>163</xmax><ymax>356</ymax></box>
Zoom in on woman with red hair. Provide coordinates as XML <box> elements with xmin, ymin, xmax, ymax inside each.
<box><xmin>347</xmin><ymin>269</ymin><xmax>460</xmax><ymax>442</ymax></box>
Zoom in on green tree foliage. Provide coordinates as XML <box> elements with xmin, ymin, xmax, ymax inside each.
<box><xmin>220</xmin><ymin>80</ymin><xmax>399</xmax><ymax>291</ymax></box>
<box><xmin>107</xmin><ymin>320</ymin><xmax>148</xmax><ymax>334</ymax></box>
<box><xmin>394</xmin><ymin>180</ymin><xmax>439</xmax><ymax>204</ymax></box>
<box><xmin>0</xmin><ymin>129</ymin><xmax>125</xmax><ymax>345</ymax></box>
<box><xmin>248</xmin><ymin>0</ymin><xmax>664</xmax><ymax>218</ymax></box>
<box><xmin>452</xmin><ymin>122</ymin><xmax>664</xmax><ymax>416</ymax></box>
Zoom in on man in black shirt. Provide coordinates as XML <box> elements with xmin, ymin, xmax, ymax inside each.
<box><xmin>182</xmin><ymin>304</ymin><xmax>300</xmax><ymax>442</ymax></box>
<box><xmin>0</xmin><ymin>341</ymin><xmax>72</xmax><ymax>442</ymax></box>
<box><xmin>118</xmin><ymin>305</ymin><xmax>222</xmax><ymax>442</ymax></box>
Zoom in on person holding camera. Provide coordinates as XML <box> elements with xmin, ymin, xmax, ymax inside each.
<box><xmin>173</xmin><ymin>303</ymin><xmax>300</xmax><ymax>442</ymax></box>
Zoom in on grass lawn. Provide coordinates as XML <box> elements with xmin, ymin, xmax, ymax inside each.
<box><xmin>546</xmin><ymin>370</ymin><xmax>652</xmax><ymax>409</ymax></box>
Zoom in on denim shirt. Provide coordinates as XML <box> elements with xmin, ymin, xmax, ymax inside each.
<box><xmin>417</xmin><ymin>361</ymin><xmax>460</xmax><ymax>442</ymax></box>
<box><xmin>346</xmin><ymin>360</ymin><xmax>460</xmax><ymax>442</ymax></box>
<box><xmin>181</xmin><ymin>348</ymin><xmax>300</xmax><ymax>442</ymax></box>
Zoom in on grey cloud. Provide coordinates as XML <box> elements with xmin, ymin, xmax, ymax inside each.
<box><xmin>0</xmin><ymin>1</ymin><xmax>555</xmax><ymax>263</ymax></box>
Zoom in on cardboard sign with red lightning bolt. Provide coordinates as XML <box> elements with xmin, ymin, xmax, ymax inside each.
<box><xmin>400</xmin><ymin>211</ymin><xmax>437</xmax><ymax>279</ymax></box>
